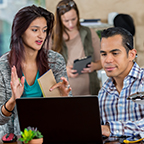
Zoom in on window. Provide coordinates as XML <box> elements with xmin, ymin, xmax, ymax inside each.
<box><xmin>0</xmin><ymin>0</ymin><xmax>7</xmax><ymax>9</ymax></box>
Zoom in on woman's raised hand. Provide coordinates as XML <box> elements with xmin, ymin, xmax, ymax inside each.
<box><xmin>10</xmin><ymin>66</ymin><xmax>25</xmax><ymax>101</ymax></box>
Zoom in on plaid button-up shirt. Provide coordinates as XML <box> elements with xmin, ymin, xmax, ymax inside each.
<box><xmin>98</xmin><ymin>62</ymin><xmax>144</xmax><ymax>137</ymax></box>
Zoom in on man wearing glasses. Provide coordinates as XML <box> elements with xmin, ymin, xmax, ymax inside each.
<box><xmin>99</xmin><ymin>27</ymin><xmax>144</xmax><ymax>138</ymax></box>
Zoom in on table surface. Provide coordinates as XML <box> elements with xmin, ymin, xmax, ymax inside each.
<box><xmin>0</xmin><ymin>139</ymin><xmax>143</xmax><ymax>144</ymax></box>
<box><xmin>0</xmin><ymin>135</ymin><xmax>143</xmax><ymax>144</ymax></box>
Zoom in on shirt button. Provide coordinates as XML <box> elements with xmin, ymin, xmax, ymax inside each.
<box><xmin>134</xmin><ymin>133</ymin><xmax>136</xmax><ymax>135</ymax></box>
<box><xmin>116</xmin><ymin>130</ymin><xmax>119</xmax><ymax>133</ymax></box>
<box><xmin>119</xmin><ymin>104</ymin><xmax>122</xmax><ymax>107</ymax></box>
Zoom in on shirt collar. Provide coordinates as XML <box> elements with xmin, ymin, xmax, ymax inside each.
<box><xmin>127</xmin><ymin>62</ymin><xmax>142</xmax><ymax>80</ymax></box>
<box><xmin>102</xmin><ymin>62</ymin><xmax>142</xmax><ymax>93</ymax></box>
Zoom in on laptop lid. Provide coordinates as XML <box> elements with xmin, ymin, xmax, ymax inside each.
<box><xmin>16</xmin><ymin>96</ymin><xmax>103</xmax><ymax>144</ymax></box>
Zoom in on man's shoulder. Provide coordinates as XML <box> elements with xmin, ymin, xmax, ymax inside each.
<box><xmin>130</xmin><ymin>62</ymin><xmax>144</xmax><ymax>80</ymax></box>
<box><xmin>139</xmin><ymin>66</ymin><xmax>144</xmax><ymax>73</ymax></box>
<box><xmin>98</xmin><ymin>78</ymin><xmax>113</xmax><ymax>94</ymax></box>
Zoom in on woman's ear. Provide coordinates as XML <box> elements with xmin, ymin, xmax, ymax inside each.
<box><xmin>129</xmin><ymin>49</ymin><xmax>137</xmax><ymax>61</ymax></box>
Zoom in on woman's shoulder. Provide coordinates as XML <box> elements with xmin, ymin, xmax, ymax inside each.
<box><xmin>80</xmin><ymin>25</ymin><xmax>90</xmax><ymax>30</ymax></box>
<box><xmin>0</xmin><ymin>52</ymin><xmax>9</xmax><ymax>60</ymax></box>
<box><xmin>80</xmin><ymin>25</ymin><xmax>97</xmax><ymax>36</ymax></box>
<box><xmin>48</xmin><ymin>50</ymin><xmax>65</xmax><ymax>64</ymax></box>
<box><xmin>47</xmin><ymin>50</ymin><xmax>67</xmax><ymax>77</ymax></box>
<box><xmin>0</xmin><ymin>52</ymin><xmax>11</xmax><ymax>79</ymax></box>
<box><xmin>89</xmin><ymin>28</ymin><xmax>100</xmax><ymax>40</ymax></box>
<box><xmin>0</xmin><ymin>52</ymin><xmax>10</xmax><ymax>68</ymax></box>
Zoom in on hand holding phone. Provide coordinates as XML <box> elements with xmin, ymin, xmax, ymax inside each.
<box><xmin>66</xmin><ymin>66</ymin><xmax>79</xmax><ymax>78</ymax></box>
<box><xmin>73</xmin><ymin>56</ymin><xmax>92</xmax><ymax>74</ymax></box>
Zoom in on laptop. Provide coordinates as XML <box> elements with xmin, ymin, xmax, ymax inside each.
<box><xmin>16</xmin><ymin>96</ymin><xmax>103</xmax><ymax>144</ymax></box>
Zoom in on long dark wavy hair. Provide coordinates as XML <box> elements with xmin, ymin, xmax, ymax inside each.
<box><xmin>52</xmin><ymin>0</ymin><xmax>80</xmax><ymax>53</ymax></box>
<box><xmin>8</xmin><ymin>5</ymin><xmax>54</xmax><ymax>77</ymax></box>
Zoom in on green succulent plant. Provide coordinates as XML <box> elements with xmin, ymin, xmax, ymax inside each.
<box><xmin>18</xmin><ymin>127</ymin><xmax>43</xmax><ymax>143</ymax></box>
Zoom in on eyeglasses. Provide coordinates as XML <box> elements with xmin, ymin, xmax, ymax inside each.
<box><xmin>126</xmin><ymin>42</ymin><xmax>133</xmax><ymax>50</ymax></box>
<box><xmin>57</xmin><ymin>1</ymin><xmax>75</xmax><ymax>10</ymax></box>
<box><xmin>126</xmin><ymin>42</ymin><xmax>138</xmax><ymax>57</ymax></box>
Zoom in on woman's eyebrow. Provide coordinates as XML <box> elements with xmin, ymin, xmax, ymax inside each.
<box><xmin>30</xmin><ymin>26</ymin><xmax>48</xmax><ymax>28</ymax></box>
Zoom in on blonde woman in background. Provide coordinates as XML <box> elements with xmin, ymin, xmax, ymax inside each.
<box><xmin>52</xmin><ymin>0</ymin><xmax>102</xmax><ymax>96</ymax></box>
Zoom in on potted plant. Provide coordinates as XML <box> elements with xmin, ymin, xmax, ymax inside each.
<box><xmin>18</xmin><ymin>126</ymin><xmax>43</xmax><ymax>144</ymax></box>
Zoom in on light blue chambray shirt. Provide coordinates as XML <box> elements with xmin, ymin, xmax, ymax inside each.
<box><xmin>98</xmin><ymin>62</ymin><xmax>144</xmax><ymax>137</ymax></box>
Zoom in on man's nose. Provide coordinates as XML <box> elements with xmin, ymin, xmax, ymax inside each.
<box><xmin>105</xmin><ymin>54</ymin><xmax>113</xmax><ymax>63</ymax></box>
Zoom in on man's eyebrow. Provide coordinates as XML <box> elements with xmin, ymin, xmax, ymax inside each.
<box><xmin>110</xmin><ymin>49</ymin><xmax>121</xmax><ymax>53</ymax></box>
<box><xmin>100</xmin><ymin>50</ymin><xmax>105</xmax><ymax>53</ymax></box>
<box><xmin>100</xmin><ymin>49</ymin><xmax>121</xmax><ymax>53</ymax></box>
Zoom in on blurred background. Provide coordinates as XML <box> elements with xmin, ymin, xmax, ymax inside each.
<box><xmin>0</xmin><ymin>0</ymin><xmax>144</xmax><ymax>68</ymax></box>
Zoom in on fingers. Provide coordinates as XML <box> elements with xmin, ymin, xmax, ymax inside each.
<box><xmin>71</xmin><ymin>69</ymin><xmax>77</xmax><ymax>73</ymax></box>
<box><xmin>11</xmin><ymin>66</ymin><xmax>20</xmax><ymax>87</ymax></box>
<box><xmin>81</xmin><ymin>68</ymin><xmax>91</xmax><ymax>74</ymax></box>
<box><xmin>81</xmin><ymin>63</ymin><xmax>92</xmax><ymax>74</ymax></box>
<box><xmin>71</xmin><ymin>73</ymin><xmax>79</xmax><ymax>78</ymax></box>
<box><xmin>60</xmin><ymin>77</ymin><xmax>72</xmax><ymax>96</ymax></box>
<box><xmin>49</xmin><ymin>77</ymin><xmax>68</xmax><ymax>91</ymax></box>
<box><xmin>20</xmin><ymin>76</ymin><xmax>25</xmax><ymax>86</ymax></box>
<box><xmin>68</xmin><ymin>65</ymin><xmax>73</xmax><ymax>69</ymax></box>
<box><xmin>49</xmin><ymin>77</ymin><xmax>72</xmax><ymax>96</ymax></box>
<box><xmin>61</xmin><ymin>77</ymin><xmax>69</xmax><ymax>85</ymax></box>
<box><xmin>63</xmin><ymin>86</ymin><xmax>72</xmax><ymax>96</ymax></box>
<box><xmin>101</xmin><ymin>125</ymin><xmax>110</xmax><ymax>137</ymax></box>
<box><xmin>11</xmin><ymin>66</ymin><xmax>19</xmax><ymax>83</ymax></box>
<box><xmin>49</xmin><ymin>82</ymin><xmax>62</xmax><ymax>91</ymax></box>
<box><xmin>68</xmin><ymin>69</ymin><xmax>78</xmax><ymax>78</ymax></box>
<box><xmin>11</xmin><ymin>66</ymin><xmax>25</xmax><ymax>99</ymax></box>
<box><xmin>67</xmin><ymin>65</ymin><xmax>78</xmax><ymax>78</ymax></box>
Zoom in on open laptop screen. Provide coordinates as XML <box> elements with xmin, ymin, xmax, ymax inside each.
<box><xmin>16</xmin><ymin>96</ymin><xmax>103</xmax><ymax>144</ymax></box>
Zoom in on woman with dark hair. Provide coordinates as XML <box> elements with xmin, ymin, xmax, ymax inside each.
<box><xmin>52</xmin><ymin>0</ymin><xmax>102</xmax><ymax>96</ymax></box>
<box><xmin>0</xmin><ymin>5</ymin><xmax>71</xmax><ymax>137</ymax></box>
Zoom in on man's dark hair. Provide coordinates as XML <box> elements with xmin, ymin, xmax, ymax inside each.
<box><xmin>101</xmin><ymin>27</ymin><xmax>133</xmax><ymax>54</ymax></box>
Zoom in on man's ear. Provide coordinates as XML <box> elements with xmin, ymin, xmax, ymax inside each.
<box><xmin>128</xmin><ymin>49</ymin><xmax>137</xmax><ymax>61</ymax></box>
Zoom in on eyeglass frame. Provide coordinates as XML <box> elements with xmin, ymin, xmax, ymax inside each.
<box><xmin>126</xmin><ymin>42</ymin><xmax>138</xmax><ymax>57</ymax></box>
<box><xmin>57</xmin><ymin>1</ymin><xmax>75</xmax><ymax>10</ymax></box>
<box><xmin>126</xmin><ymin>42</ymin><xmax>133</xmax><ymax>50</ymax></box>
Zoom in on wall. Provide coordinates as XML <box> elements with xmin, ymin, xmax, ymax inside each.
<box><xmin>46</xmin><ymin>0</ymin><xmax>144</xmax><ymax>66</ymax></box>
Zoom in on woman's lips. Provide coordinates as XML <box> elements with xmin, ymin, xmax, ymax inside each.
<box><xmin>69</xmin><ymin>27</ymin><xmax>74</xmax><ymax>30</ymax></box>
<box><xmin>35</xmin><ymin>40</ymin><xmax>43</xmax><ymax>45</ymax></box>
